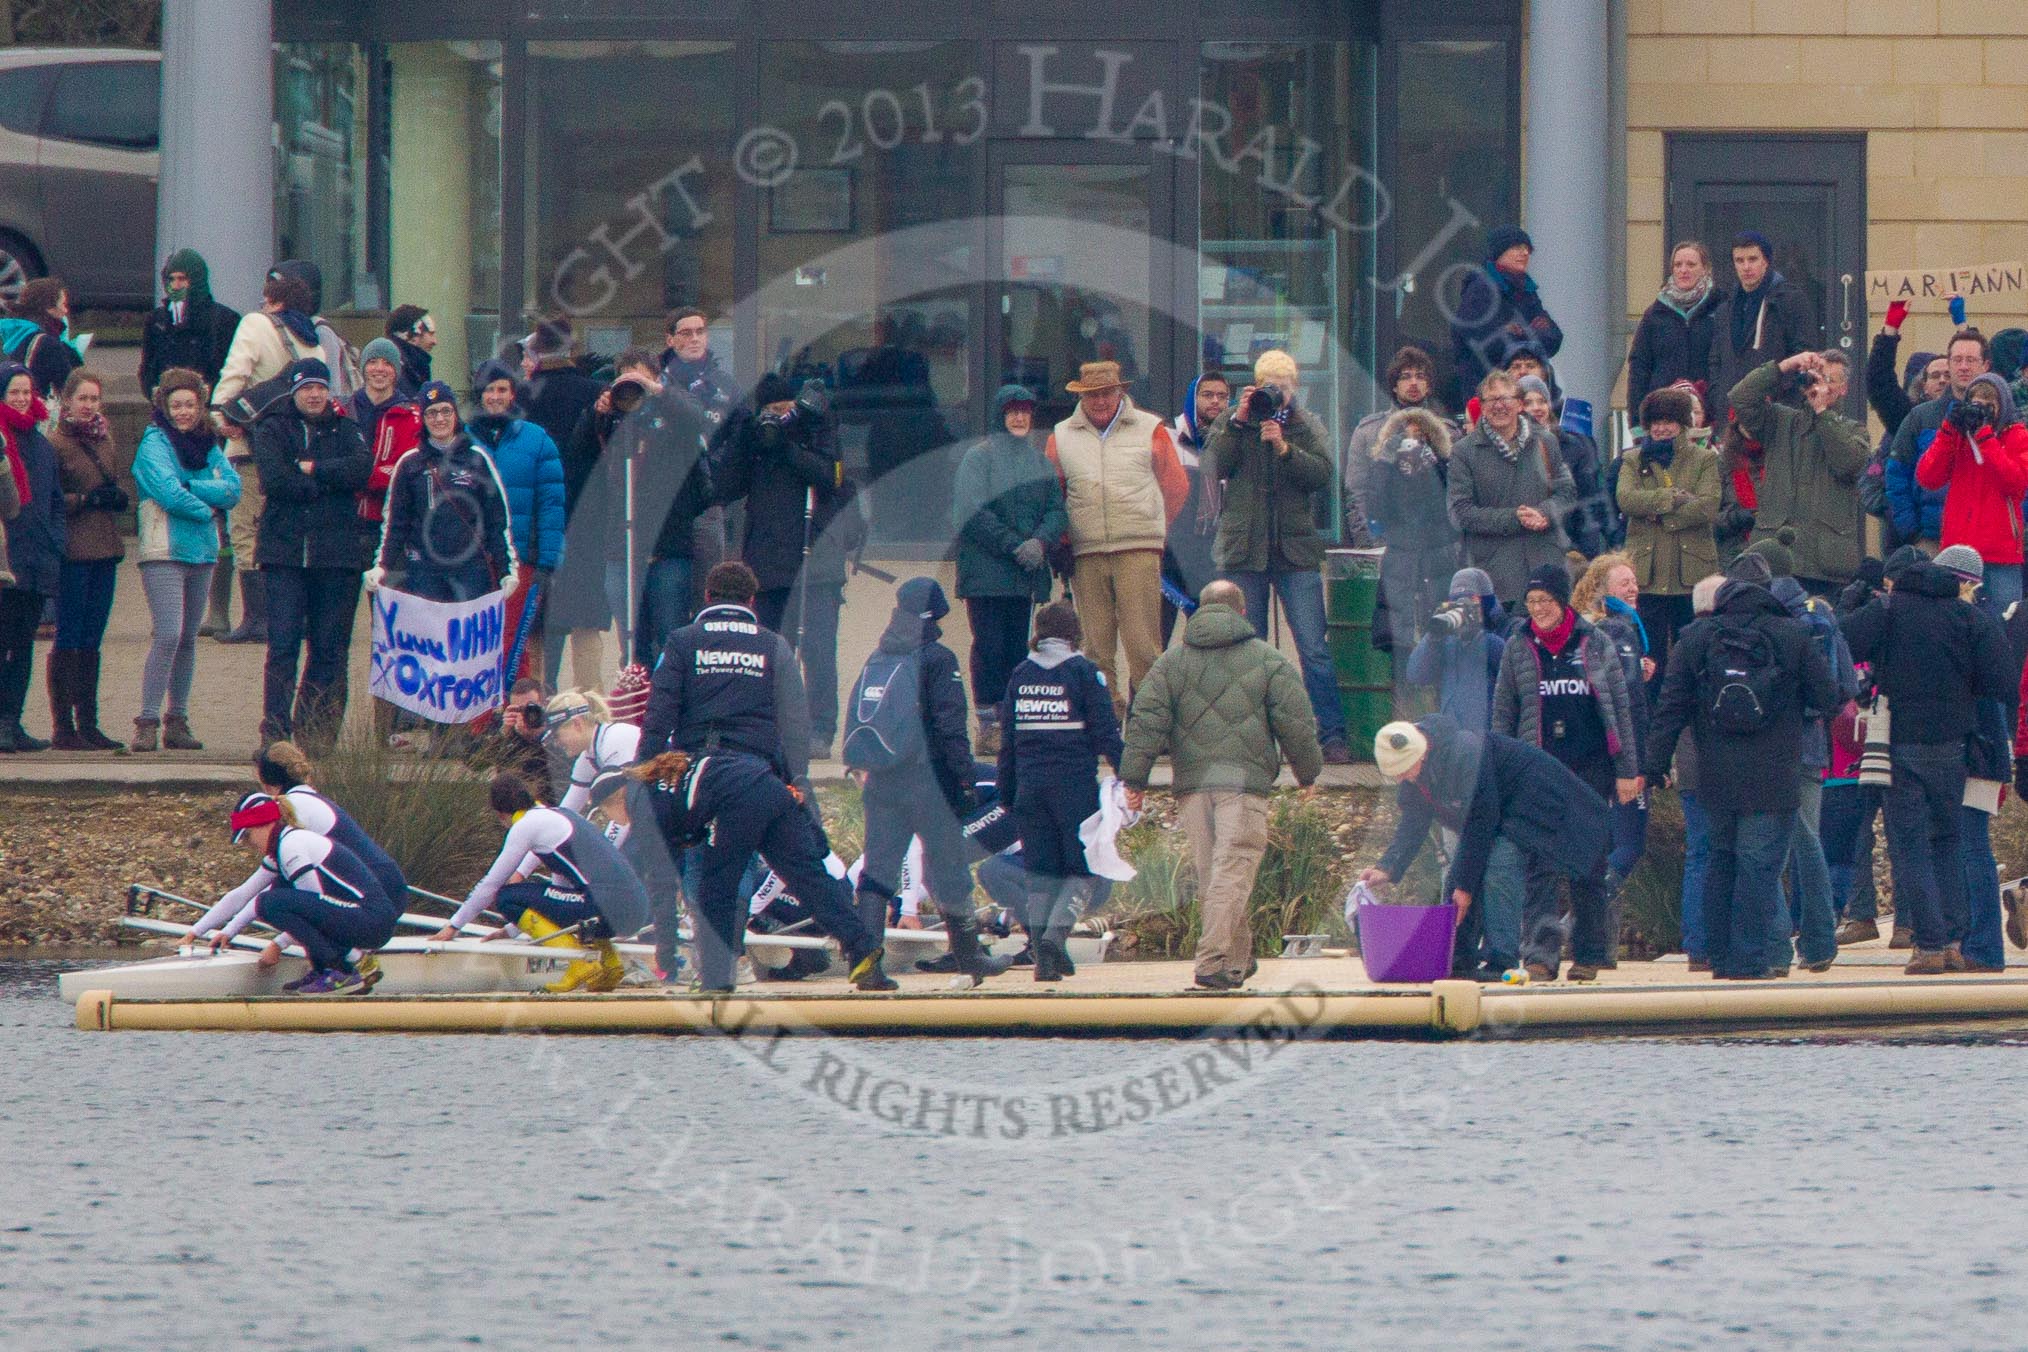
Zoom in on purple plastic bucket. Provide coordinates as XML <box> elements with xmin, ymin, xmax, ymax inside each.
<box><xmin>1356</xmin><ymin>902</ymin><xmax>1457</xmax><ymax>983</ymax></box>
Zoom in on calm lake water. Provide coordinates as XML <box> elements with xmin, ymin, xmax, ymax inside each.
<box><xmin>10</xmin><ymin>955</ymin><xmax>2028</xmax><ymax>1350</ymax></box>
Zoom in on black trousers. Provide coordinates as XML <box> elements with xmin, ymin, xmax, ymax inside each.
<box><xmin>256</xmin><ymin>886</ymin><xmax>399</xmax><ymax>974</ymax></box>
<box><xmin>263</xmin><ymin>566</ymin><xmax>362</xmax><ymax>745</ymax></box>
<box><xmin>0</xmin><ymin>587</ymin><xmax>44</xmax><ymax>724</ymax></box>
<box><xmin>965</xmin><ymin>595</ymin><xmax>1031</xmax><ymax>713</ymax></box>
<box><xmin>858</xmin><ymin>769</ymin><xmax>973</xmax><ymax>914</ymax></box>
<box><xmin>754</xmin><ymin>581</ymin><xmax>842</xmax><ymax>742</ymax></box>
<box><xmin>688</xmin><ymin>754</ymin><xmax>870</xmax><ymax>989</ymax></box>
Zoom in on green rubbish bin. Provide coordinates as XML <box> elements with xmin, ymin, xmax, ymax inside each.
<box><xmin>1324</xmin><ymin>548</ymin><xmax>1381</xmax><ymax>624</ymax></box>
<box><xmin>1327</xmin><ymin>624</ymin><xmax>1392</xmax><ymax>686</ymax></box>
<box><xmin>1338</xmin><ymin>685</ymin><xmax>1394</xmax><ymax>758</ymax></box>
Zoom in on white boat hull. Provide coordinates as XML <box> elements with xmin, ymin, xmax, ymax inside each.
<box><xmin>59</xmin><ymin>937</ymin><xmax>591</xmax><ymax>1005</ymax></box>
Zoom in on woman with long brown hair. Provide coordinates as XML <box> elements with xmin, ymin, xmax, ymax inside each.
<box><xmin>46</xmin><ymin>369</ymin><xmax>128</xmax><ymax>749</ymax></box>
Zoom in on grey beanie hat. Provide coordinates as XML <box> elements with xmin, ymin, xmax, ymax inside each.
<box><xmin>1514</xmin><ymin>374</ymin><xmax>1552</xmax><ymax>406</ymax></box>
<box><xmin>361</xmin><ymin>337</ymin><xmax>403</xmax><ymax>374</ymax></box>
<box><xmin>1449</xmin><ymin>566</ymin><xmax>1496</xmax><ymax>599</ymax></box>
<box><xmin>1935</xmin><ymin>543</ymin><xmax>1985</xmax><ymax>584</ymax></box>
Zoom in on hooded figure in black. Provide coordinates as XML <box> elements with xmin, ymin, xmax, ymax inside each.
<box><xmin>140</xmin><ymin>249</ymin><xmax>241</xmax><ymax>393</ymax></box>
<box><xmin>844</xmin><ymin>576</ymin><xmax>1010</xmax><ymax>984</ymax></box>
<box><xmin>712</xmin><ymin>373</ymin><xmax>862</xmax><ymax>753</ymax></box>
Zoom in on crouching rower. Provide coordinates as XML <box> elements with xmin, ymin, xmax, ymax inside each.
<box><xmin>253</xmin><ymin>740</ymin><xmax>408</xmax><ymax>906</ymax></box>
<box><xmin>627</xmin><ymin>750</ymin><xmax>898</xmax><ymax>993</ymax></box>
<box><xmin>185</xmin><ymin>793</ymin><xmax>401</xmax><ymax>994</ymax></box>
<box><xmin>433</xmin><ymin>774</ymin><xmax>652</xmax><ymax>993</ymax></box>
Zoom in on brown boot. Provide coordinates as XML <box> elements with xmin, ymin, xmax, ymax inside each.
<box><xmin>73</xmin><ymin>650</ymin><xmax>122</xmax><ymax>751</ymax></box>
<box><xmin>162</xmin><ymin>715</ymin><xmax>204</xmax><ymax>751</ymax></box>
<box><xmin>1903</xmin><ymin>949</ymin><xmax>1948</xmax><ymax>975</ymax></box>
<box><xmin>131</xmin><ymin>718</ymin><xmax>160</xmax><ymax>752</ymax></box>
<box><xmin>1889</xmin><ymin>925</ymin><xmax>1914</xmax><ymax>950</ymax></box>
<box><xmin>1834</xmin><ymin>918</ymin><xmax>1878</xmax><ymax>945</ymax></box>
<box><xmin>1943</xmin><ymin>943</ymin><xmax>1967</xmax><ymax>972</ymax></box>
<box><xmin>46</xmin><ymin>650</ymin><xmax>84</xmax><ymax>750</ymax></box>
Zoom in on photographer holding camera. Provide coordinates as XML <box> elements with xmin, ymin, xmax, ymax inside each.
<box><xmin>1203</xmin><ymin>349</ymin><xmax>1350</xmax><ymax>762</ymax></box>
<box><xmin>1406</xmin><ymin>568</ymin><xmax>1506</xmax><ymax>734</ymax></box>
<box><xmin>713</xmin><ymin>371</ymin><xmax>862</xmax><ymax>760</ymax></box>
<box><xmin>1916</xmin><ymin>372</ymin><xmax>2028</xmax><ymax>614</ymax></box>
<box><xmin>1727</xmin><ymin>348</ymin><xmax>1870</xmax><ymax>595</ymax></box>
<box><xmin>579</xmin><ymin>347</ymin><xmax>716</xmax><ymax>670</ymax></box>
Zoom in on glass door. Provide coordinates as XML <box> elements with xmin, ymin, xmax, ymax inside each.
<box><xmin>988</xmin><ymin>143</ymin><xmax>1173</xmax><ymax>431</ymax></box>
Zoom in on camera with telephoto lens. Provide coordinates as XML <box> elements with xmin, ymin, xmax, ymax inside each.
<box><xmin>1428</xmin><ymin>599</ymin><xmax>1478</xmax><ymax>636</ymax></box>
<box><xmin>514</xmin><ymin>702</ymin><xmax>546</xmax><ymax>732</ymax></box>
<box><xmin>608</xmin><ymin>376</ymin><xmax>648</xmax><ymax>415</ymax></box>
<box><xmin>1244</xmin><ymin>382</ymin><xmax>1286</xmax><ymax>422</ymax></box>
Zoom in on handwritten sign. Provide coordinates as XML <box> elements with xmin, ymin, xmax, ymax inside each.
<box><xmin>368</xmin><ymin>585</ymin><xmax>510</xmax><ymax>724</ymax></box>
<box><xmin>1866</xmin><ymin>262</ymin><xmax>2026</xmax><ymax>309</ymax></box>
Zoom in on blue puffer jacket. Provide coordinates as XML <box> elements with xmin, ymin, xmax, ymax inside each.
<box><xmin>468</xmin><ymin>415</ymin><xmax>565</xmax><ymax>571</ymax></box>
<box><xmin>1885</xmin><ymin>398</ymin><xmax>1950</xmax><ymax>541</ymax></box>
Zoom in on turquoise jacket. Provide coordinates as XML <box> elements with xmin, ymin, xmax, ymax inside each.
<box><xmin>133</xmin><ymin>424</ymin><xmax>241</xmax><ymax>565</ymax></box>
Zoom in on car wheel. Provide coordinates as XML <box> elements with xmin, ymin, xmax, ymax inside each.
<box><xmin>0</xmin><ymin>234</ymin><xmax>42</xmax><ymax>307</ymax></box>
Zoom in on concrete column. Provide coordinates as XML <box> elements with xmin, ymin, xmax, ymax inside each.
<box><xmin>389</xmin><ymin>45</ymin><xmax>478</xmax><ymax>391</ymax></box>
<box><xmin>1524</xmin><ymin>0</ymin><xmax>1611</xmax><ymax>419</ymax></box>
<box><xmin>157</xmin><ymin>0</ymin><xmax>275</xmax><ymax>313</ymax></box>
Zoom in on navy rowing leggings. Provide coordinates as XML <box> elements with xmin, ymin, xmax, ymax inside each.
<box><xmin>256</xmin><ymin>887</ymin><xmax>399</xmax><ymax>973</ymax></box>
<box><xmin>495</xmin><ymin>881</ymin><xmax>612</xmax><ymax>940</ymax></box>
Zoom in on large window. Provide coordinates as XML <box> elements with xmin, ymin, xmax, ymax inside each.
<box><xmin>46</xmin><ymin>60</ymin><xmax>158</xmax><ymax>149</ymax></box>
<box><xmin>1394</xmin><ymin>39</ymin><xmax>1513</xmax><ymax>404</ymax></box>
<box><xmin>758</xmin><ymin>41</ymin><xmax>983</xmax><ymax>546</ymax></box>
<box><xmin>1199</xmin><ymin>41</ymin><xmax>1375</xmax><ymax>536</ymax></box>
<box><xmin>525</xmin><ymin>41</ymin><xmax>738</xmax><ymax>360</ymax></box>
<box><xmin>275</xmin><ymin>44</ymin><xmax>371</xmax><ymax>313</ymax></box>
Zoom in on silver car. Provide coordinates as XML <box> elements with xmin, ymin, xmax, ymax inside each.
<box><xmin>0</xmin><ymin>47</ymin><xmax>159</xmax><ymax>307</ymax></box>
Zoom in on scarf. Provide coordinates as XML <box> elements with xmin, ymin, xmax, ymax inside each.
<box><xmin>1531</xmin><ymin>605</ymin><xmax>1578</xmax><ymax>655</ymax></box>
<box><xmin>1485</xmin><ymin>419</ymin><xmax>1528</xmax><ymax>464</ymax></box>
<box><xmin>0</xmin><ymin>400</ymin><xmax>37</xmax><ymax>506</ymax></box>
<box><xmin>1639</xmin><ymin>433</ymin><xmax>1676</xmax><ymax>471</ymax></box>
<box><xmin>1657</xmin><ymin>274</ymin><xmax>1713</xmax><ymax>320</ymax></box>
<box><xmin>151</xmin><ymin>407</ymin><xmax>216</xmax><ymax>473</ymax></box>
<box><xmin>1604</xmin><ymin>594</ymin><xmax>1649</xmax><ymax>654</ymax></box>
<box><xmin>274</xmin><ymin>309</ymin><xmax>320</xmax><ymax>347</ymax></box>
<box><xmin>469</xmin><ymin>413</ymin><xmax>513</xmax><ymax>446</ymax></box>
<box><xmin>1730</xmin><ymin>271</ymin><xmax>1782</xmax><ymax>356</ymax></box>
<box><xmin>60</xmin><ymin>409</ymin><xmax>109</xmax><ymax>447</ymax></box>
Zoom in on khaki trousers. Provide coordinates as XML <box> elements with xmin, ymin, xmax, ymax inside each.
<box><xmin>1179</xmin><ymin>789</ymin><xmax>1271</xmax><ymax>983</ymax></box>
<box><xmin>1072</xmin><ymin>547</ymin><xmax>1163</xmax><ymax>716</ymax></box>
<box><xmin>227</xmin><ymin>459</ymin><xmax>265</xmax><ymax>572</ymax></box>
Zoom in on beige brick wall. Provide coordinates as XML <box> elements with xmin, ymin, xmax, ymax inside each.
<box><xmin>1619</xmin><ymin>2</ymin><xmax>2028</xmax><ymax>410</ymax></box>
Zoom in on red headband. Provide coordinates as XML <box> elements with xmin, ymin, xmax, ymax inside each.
<box><xmin>229</xmin><ymin>798</ymin><xmax>281</xmax><ymax>837</ymax></box>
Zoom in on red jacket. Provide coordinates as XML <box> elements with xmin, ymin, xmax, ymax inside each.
<box><xmin>356</xmin><ymin>400</ymin><xmax>421</xmax><ymax>524</ymax></box>
<box><xmin>1916</xmin><ymin>420</ymin><xmax>2028</xmax><ymax>565</ymax></box>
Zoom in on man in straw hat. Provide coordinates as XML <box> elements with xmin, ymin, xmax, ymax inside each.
<box><xmin>1043</xmin><ymin>360</ymin><xmax>1188</xmax><ymax>717</ymax></box>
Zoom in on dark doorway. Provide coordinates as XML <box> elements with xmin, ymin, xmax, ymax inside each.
<box><xmin>1665</xmin><ymin>133</ymin><xmax>1867</xmax><ymax>418</ymax></box>
<box><xmin>988</xmin><ymin>140</ymin><xmax>1175</xmax><ymax>432</ymax></box>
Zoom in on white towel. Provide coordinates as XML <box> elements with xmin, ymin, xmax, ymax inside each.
<box><xmin>1079</xmin><ymin>776</ymin><xmax>1141</xmax><ymax>882</ymax></box>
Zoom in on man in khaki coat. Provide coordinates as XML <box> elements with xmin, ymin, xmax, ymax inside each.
<box><xmin>1119</xmin><ymin>580</ymin><xmax>1323</xmax><ymax>990</ymax></box>
<box><xmin>1044</xmin><ymin>361</ymin><xmax>1188</xmax><ymax>715</ymax></box>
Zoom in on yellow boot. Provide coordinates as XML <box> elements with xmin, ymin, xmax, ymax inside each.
<box><xmin>582</xmin><ymin>939</ymin><xmax>626</xmax><ymax>993</ymax></box>
<box><xmin>520</xmin><ymin>911</ymin><xmax>603</xmax><ymax>994</ymax></box>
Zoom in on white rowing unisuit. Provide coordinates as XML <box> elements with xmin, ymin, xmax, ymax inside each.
<box><xmin>559</xmin><ymin>722</ymin><xmax>643</xmax><ymax>814</ymax></box>
<box><xmin>449</xmin><ymin>807</ymin><xmax>589</xmax><ymax>930</ymax></box>
<box><xmin>193</xmin><ymin>829</ymin><xmax>364</xmax><ymax>943</ymax></box>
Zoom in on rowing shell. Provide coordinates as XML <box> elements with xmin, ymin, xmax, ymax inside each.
<box><xmin>55</xmin><ymin>934</ymin><xmax>614</xmax><ymax>1004</ymax></box>
<box><xmin>60</xmin><ymin>920</ymin><xmax>1113</xmax><ymax>1004</ymax></box>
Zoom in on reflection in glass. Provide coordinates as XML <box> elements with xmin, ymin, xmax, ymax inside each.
<box><xmin>275</xmin><ymin>44</ymin><xmax>371</xmax><ymax>312</ymax></box>
<box><xmin>758</xmin><ymin>41</ymin><xmax>982</xmax><ymax>546</ymax></box>
<box><xmin>526</xmin><ymin>41</ymin><xmax>737</xmax><ymax>357</ymax></box>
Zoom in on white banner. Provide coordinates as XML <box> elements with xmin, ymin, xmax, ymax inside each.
<box><xmin>367</xmin><ymin>585</ymin><xmax>510</xmax><ymax>724</ymax></box>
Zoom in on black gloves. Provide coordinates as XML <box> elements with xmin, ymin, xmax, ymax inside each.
<box><xmin>83</xmin><ymin>483</ymin><xmax>130</xmax><ymax>512</ymax></box>
<box><xmin>1948</xmin><ymin>400</ymin><xmax>1991</xmax><ymax>436</ymax></box>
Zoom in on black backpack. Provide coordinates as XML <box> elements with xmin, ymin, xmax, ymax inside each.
<box><xmin>1701</xmin><ymin>620</ymin><xmax>1781</xmax><ymax>735</ymax></box>
<box><xmin>842</xmin><ymin>649</ymin><xmax>925</xmax><ymax>771</ymax></box>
